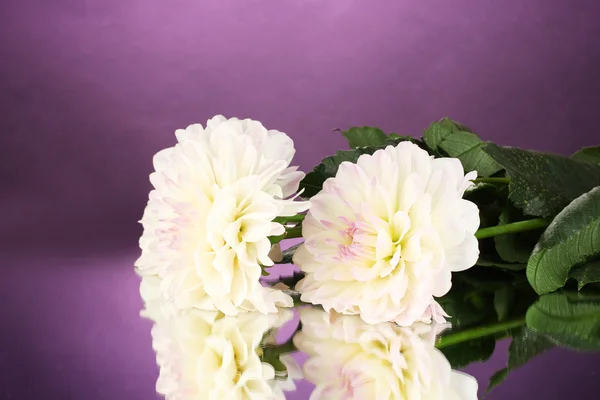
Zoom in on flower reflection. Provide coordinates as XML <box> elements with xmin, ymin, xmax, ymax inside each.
<box><xmin>140</xmin><ymin>276</ymin><xmax>300</xmax><ymax>400</ymax></box>
<box><xmin>294</xmin><ymin>308</ymin><xmax>478</xmax><ymax>400</ymax></box>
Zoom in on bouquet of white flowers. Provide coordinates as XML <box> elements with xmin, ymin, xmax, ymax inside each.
<box><xmin>137</xmin><ymin>115</ymin><xmax>600</xmax><ymax>398</ymax></box>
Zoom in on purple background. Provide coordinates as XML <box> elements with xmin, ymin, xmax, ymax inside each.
<box><xmin>2</xmin><ymin>0</ymin><xmax>600</xmax><ymax>399</ymax></box>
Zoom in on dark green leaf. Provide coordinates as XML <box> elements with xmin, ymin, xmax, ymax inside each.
<box><xmin>437</xmin><ymin>294</ymin><xmax>489</xmax><ymax>330</ymax></box>
<box><xmin>526</xmin><ymin>187</ymin><xmax>600</xmax><ymax>294</ymax></box>
<box><xmin>341</xmin><ymin>126</ymin><xmax>388</xmax><ymax>148</ymax></box>
<box><xmin>388</xmin><ymin>133</ymin><xmax>410</xmax><ymax>140</ymax></box>
<box><xmin>439</xmin><ymin>337</ymin><xmax>496</xmax><ymax>369</ymax></box>
<box><xmin>423</xmin><ymin>117</ymin><xmax>502</xmax><ymax>177</ymax></box>
<box><xmin>506</xmin><ymin>327</ymin><xmax>553</xmax><ymax>369</ymax></box>
<box><xmin>476</xmin><ymin>257</ymin><xmax>526</xmax><ymax>271</ymax></box>
<box><xmin>507</xmin><ymin>278</ymin><xmax>541</xmax><ymax>318</ymax></box>
<box><xmin>572</xmin><ymin>146</ymin><xmax>600</xmax><ymax>165</ymax></box>
<box><xmin>494</xmin><ymin>207</ymin><xmax>537</xmax><ymax>264</ymax></box>
<box><xmin>494</xmin><ymin>286</ymin><xmax>516</xmax><ymax>321</ymax></box>
<box><xmin>483</xmin><ymin>144</ymin><xmax>600</xmax><ymax>217</ymax></box>
<box><xmin>454</xmin><ymin>267</ymin><xmax>515</xmax><ymax>291</ymax></box>
<box><xmin>475</xmin><ymin>215</ymin><xmax>523</xmax><ymax>270</ymax></box>
<box><xmin>437</xmin><ymin>269</ymin><xmax>505</xmax><ymax>329</ymax></box>
<box><xmin>488</xmin><ymin>368</ymin><xmax>508</xmax><ymax>393</ymax></box>
<box><xmin>569</xmin><ymin>259</ymin><xmax>600</xmax><ymax>290</ymax></box>
<box><xmin>526</xmin><ymin>291</ymin><xmax>600</xmax><ymax>350</ymax></box>
<box><xmin>386</xmin><ymin>135</ymin><xmax>434</xmax><ymax>154</ymax></box>
<box><xmin>464</xmin><ymin>183</ymin><xmax>505</xmax><ymax>207</ymax></box>
<box><xmin>437</xmin><ymin>290</ymin><xmax>490</xmax><ymax>330</ymax></box>
<box><xmin>486</xmin><ymin>327</ymin><xmax>553</xmax><ymax>393</ymax></box>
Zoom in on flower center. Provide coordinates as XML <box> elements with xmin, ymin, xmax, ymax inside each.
<box><xmin>337</xmin><ymin>223</ymin><xmax>359</xmax><ymax>258</ymax></box>
<box><xmin>337</xmin><ymin>366</ymin><xmax>368</xmax><ymax>399</ymax></box>
<box><xmin>232</xmin><ymin>355</ymin><xmax>244</xmax><ymax>385</ymax></box>
<box><xmin>342</xmin><ymin>225</ymin><xmax>358</xmax><ymax>243</ymax></box>
<box><xmin>389</xmin><ymin>243</ymin><xmax>403</xmax><ymax>268</ymax></box>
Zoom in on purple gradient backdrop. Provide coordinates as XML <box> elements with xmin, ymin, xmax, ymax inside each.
<box><xmin>2</xmin><ymin>0</ymin><xmax>600</xmax><ymax>399</ymax></box>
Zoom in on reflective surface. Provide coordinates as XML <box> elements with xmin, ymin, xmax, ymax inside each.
<box><xmin>4</xmin><ymin>1</ymin><xmax>600</xmax><ymax>399</ymax></box>
<box><xmin>141</xmin><ymin>277</ymin><xmax>478</xmax><ymax>399</ymax></box>
<box><xmin>5</xmin><ymin>253</ymin><xmax>600</xmax><ymax>399</ymax></box>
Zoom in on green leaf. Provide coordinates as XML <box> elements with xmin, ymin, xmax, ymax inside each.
<box><xmin>486</xmin><ymin>327</ymin><xmax>553</xmax><ymax>393</ymax></box>
<box><xmin>569</xmin><ymin>259</ymin><xmax>600</xmax><ymax>290</ymax></box>
<box><xmin>507</xmin><ymin>328</ymin><xmax>553</xmax><ymax>368</ymax></box>
<box><xmin>341</xmin><ymin>126</ymin><xmax>388</xmax><ymax>148</ymax></box>
<box><xmin>280</xmin><ymin>243</ymin><xmax>301</xmax><ymax>264</ymax></box>
<box><xmin>388</xmin><ymin>133</ymin><xmax>410</xmax><ymax>140</ymax></box>
<box><xmin>526</xmin><ymin>291</ymin><xmax>600</xmax><ymax>350</ymax></box>
<box><xmin>494</xmin><ymin>207</ymin><xmax>538</xmax><ymax>264</ymax></box>
<box><xmin>483</xmin><ymin>144</ymin><xmax>600</xmax><ymax>217</ymax></box>
<box><xmin>487</xmin><ymin>368</ymin><xmax>508</xmax><ymax>393</ymax></box>
<box><xmin>423</xmin><ymin>117</ymin><xmax>502</xmax><ymax>177</ymax></box>
<box><xmin>437</xmin><ymin>275</ymin><xmax>494</xmax><ymax>330</ymax></box>
<box><xmin>386</xmin><ymin>135</ymin><xmax>434</xmax><ymax>154</ymax></box>
<box><xmin>526</xmin><ymin>187</ymin><xmax>600</xmax><ymax>294</ymax></box>
<box><xmin>439</xmin><ymin>337</ymin><xmax>496</xmax><ymax>369</ymax></box>
<box><xmin>464</xmin><ymin>182</ymin><xmax>505</xmax><ymax>207</ymax></box>
<box><xmin>476</xmin><ymin>257</ymin><xmax>526</xmax><ymax>271</ymax></box>
<box><xmin>494</xmin><ymin>286</ymin><xmax>516</xmax><ymax>321</ymax></box>
<box><xmin>477</xmin><ymin>230</ymin><xmax>526</xmax><ymax>272</ymax></box>
<box><xmin>299</xmin><ymin>147</ymin><xmax>381</xmax><ymax>198</ymax></box>
<box><xmin>437</xmin><ymin>293</ymin><xmax>489</xmax><ymax>330</ymax></box>
<box><xmin>454</xmin><ymin>267</ymin><xmax>515</xmax><ymax>292</ymax></box>
<box><xmin>572</xmin><ymin>146</ymin><xmax>600</xmax><ymax>165</ymax></box>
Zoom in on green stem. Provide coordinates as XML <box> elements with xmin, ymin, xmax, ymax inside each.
<box><xmin>273</xmin><ymin>214</ymin><xmax>306</xmax><ymax>225</ymax></box>
<box><xmin>472</xmin><ymin>177</ymin><xmax>510</xmax><ymax>184</ymax></box>
<box><xmin>284</xmin><ymin>226</ymin><xmax>303</xmax><ymax>239</ymax></box>
<box><xmin>475</xmin><ymin>218</ymin><xmax>550</xmax><ymax>240</ymax></box>
<box><xmin>268</xmin><ymin>225</ymin><xmax>304</xmax><ymax>244</ymax></box>
<box><xmin>436</xmin><ymin>318</ymin><xmax>526</xmax><ymax>349</ymax></box>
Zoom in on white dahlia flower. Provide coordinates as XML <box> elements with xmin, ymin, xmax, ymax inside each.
<box><xmin>293</xmin><ymin>308</ymin><xmax>478</xmax><ymax>400</ymax></box>
<box><xmin>140</xmin><ymin>277</ymin><xmax>297</xmax><ymax>400</ymax></box>
<box><xmin>294</xmin><ymin>141</ymin><xmax>479</xmax><ymax>326</ymax></box>
<box><xmin>136</xmin><ymin>115</ymin><xmax>309</xmax><ymax>315</ymax></box>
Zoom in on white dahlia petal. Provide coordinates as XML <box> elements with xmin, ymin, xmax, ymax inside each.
<box><xmin>294</xmin><ymin>141</ymin><xmax>480</xmax><ymax>326</ymax></box>
<box><xmin>449</xmin><ymin>371</ymin><xmax>480</xmax><ymax>400</ymax></box>
<box><xmin>136</xmin><ymin>116</ymin><xmax>309</xmax><ymax>315</ymax></box>
<box><xmin>294</xmin><ymin>308</ymin><xmax>478</xmax><ymax>400</ymax></box>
